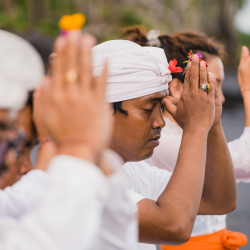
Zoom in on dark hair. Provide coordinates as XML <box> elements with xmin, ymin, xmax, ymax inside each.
<box><xmin>113</xmin><ymin>101</ymin><xmax>128</xmax><ymax>115</ymax></box>
<box><xmin>122</xmin><ymin>26</ymin><xmax>226</xmax><ymax>83</ymax></box>
<box><xmin>26</xmin><ymin>91</ymin><xmax>34</xmax><ymax>112</ymax></box>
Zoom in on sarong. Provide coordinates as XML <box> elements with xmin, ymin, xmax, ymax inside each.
<box><xmin>161</xmin><ymin>228</ymin><xmax>247</xmax><ymax>250</ymax></box>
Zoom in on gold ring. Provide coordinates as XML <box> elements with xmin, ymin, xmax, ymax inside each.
<box><xmin>200</xmin><ymin>83</ymin><xmax>210</xmax><ymax>92</ymax></box>
<box><xmin>65</xmin><ymin>70</ymin><xmax>78</xmax><ymax>83</ymax></box>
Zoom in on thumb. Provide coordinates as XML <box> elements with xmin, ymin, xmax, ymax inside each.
<box><xmin>240</xmin><ymin>46</ymin><xmax>249</xmax><ymax>63</ymax></box>
<box><xmin>163</xmin><ymin>98</ymin><xmax>177</xmax><ymax>118</ymax></box>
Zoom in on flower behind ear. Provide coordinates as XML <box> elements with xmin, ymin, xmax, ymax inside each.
<box><xmin>168</xmin><ymin>59</ymin><xmax>183</xmax><ymax>73</ymax></box>
<box><xmin>58</xmin><ymin>13</ymin><xmax>86</xmax><ymax>31</ymax></box>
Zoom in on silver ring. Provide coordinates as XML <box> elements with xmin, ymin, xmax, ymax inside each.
<box><xmin>200</xmin><ymin>83</ymin><xmax>210</xmax><ymax>92</ymax></box>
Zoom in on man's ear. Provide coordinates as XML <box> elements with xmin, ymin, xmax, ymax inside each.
<box><xmin>169</xmin><ymin>78</ymin><xmax>183</xmax><ymax>101</ymax></box>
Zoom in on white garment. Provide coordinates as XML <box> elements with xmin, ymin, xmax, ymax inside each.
<box><xmin>0</xmin><ymin>155</ymin><xmax>138</xmax><ymax>250</ymax></box>
<box><xmin>123</xmin><ymin>161</ymin><xmax>172</xmax><ymax>250</ymax></box>
<box><xmin>0</xmin><ymin>29</ymin><xmax>44</xmax><ymax>112</ymax></box>
<box><xmin>0</xmin><ymin>170</ymin><xmax>48</xmax><ymax>218</ymax></box>
<box><xmin>147</xmin><ymin>117</ymin><xmax>250</xmax><ymax>236</ymax></box>
<box><xmin>92</xmin><ymin>40</ymin><xmax>171</xmax><ymax>103</ymax></box>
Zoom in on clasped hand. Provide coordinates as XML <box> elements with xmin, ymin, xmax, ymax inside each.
<box><xmin>163</xmin><ymin>54</ymin><xmax>222</xmax><ymax>132</ymax></box>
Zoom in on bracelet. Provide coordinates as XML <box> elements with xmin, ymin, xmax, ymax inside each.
<box><xmin>241</xmin><ymin>87</ymin><xmax>250</xmax><ymax>94</ymax></box>
<box><xmin>57</xmin><ymin>138</ymin><xmax>101</xmax><ymax>162</ymax></box>
<box><xmin>39</xmin><ymin>138</ymin><xmax>51</xmax><ymax>150</ymax></box>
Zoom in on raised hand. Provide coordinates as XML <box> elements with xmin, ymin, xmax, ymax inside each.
<box><xmin>238</xmin><ymin>46</ymin><xmax>250</xmax><ymax>91</ymax></box>
<box><xmin>40</xmin><ymin>31</ymin><xmax>112</xmax><ymax>164</ymax></box>
<box><xmin>238</xmin><ymin>46</ymin><xmax>250</xmax><ymax>127</ymax></box>
<box><xmin>163</xmin><ymin>54</ymin><xmax>215</xmax><ymax>132</ymax></box>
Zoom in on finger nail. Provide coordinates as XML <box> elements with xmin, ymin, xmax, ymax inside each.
<box><xmin>200</xmin><ymin>61</ymin><xmax>205</xmax><ymax>66</ymax></box>
<box><xmin>192</xmin><ymin>54</ymin><xmax>198</xmax><ymax>60</ymax></box>
<box><xmin>242</xmin><ymin>46</ymin><xmax>248</xmax><ymax>54</ymax></box>
<box><xmin>208</xmin><ymin>72</ymin><xmax>213</xmax><ymax>79</ymax></box>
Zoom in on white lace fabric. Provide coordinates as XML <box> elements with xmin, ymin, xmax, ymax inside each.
<box><xmin>228</xmin><ymin>127</ymin><xmax>250</xmax><ymax>182</ymax></box>
<box><xmin>161</xmin><ymin>118</ymin><xmax>250</xmax><ymax>182</ymax></box>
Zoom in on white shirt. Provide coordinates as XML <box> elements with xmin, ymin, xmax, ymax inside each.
<box><xmin>0</xmin><ymin>154</ymin><xmax>138</xmax><ymax>250</ymax></box>
<box><xmin>147</xmin><ymin>118</ymin><xmax>250</xmax><ymax>236</ymax></box>
<box><xmin>123</xmin><ymin>161</ymin><xmax>172</xmax><ymax>250</ymax></box>
<box><xmin>0</xmin><ymin>170</ymin><xmax>48</xmax><ymax>218</ymax></box>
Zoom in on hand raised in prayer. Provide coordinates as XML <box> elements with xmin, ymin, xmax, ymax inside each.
<box><xmin>238</xmin><ymin>46</ymin><xmax>250</xmax><ymax>91</ymax></box>
<box><xmin>163</xmin><ymin>54</ymin><xmax>216</xmax><ymax>132</ymax></box>
<box><xmin>40</xmin><ymin>32</ymin><xmax>112</xmax><ymax>164</ymax></box>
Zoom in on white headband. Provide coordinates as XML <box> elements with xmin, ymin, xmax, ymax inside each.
<box><xmin>0</xmin><ymin>30</ymin><xmax>44</xmax><ymax>112</ymax></box>
<box><xmin>92</xmin><ymin>40</ymin><xmax>171</xmax><ymax>103</ymax></box>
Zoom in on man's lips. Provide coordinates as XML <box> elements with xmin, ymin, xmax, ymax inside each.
<box><xmin>148</xmin><ymin>135</ymin><xmax>161</xmax><ymax>146</ymax></box>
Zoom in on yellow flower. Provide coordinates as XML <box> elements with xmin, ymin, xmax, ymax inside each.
<box><xmin>58</xmin><ymin>13</ymin><xmax>85</xmax><ymax>31</ymax></box>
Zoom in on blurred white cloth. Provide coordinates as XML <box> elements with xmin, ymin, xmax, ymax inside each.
<box><xmin>0</xmin><ymin>169</ymin><xmax>48</xmax><ymax>218</ymax></box>
<box><xmin>146</xmin><ymin>117</ymin><xmax>250</xmax><ymax>237</ymax></box>
<box><xmin>123</xmin><ymin>161</ymin><xmax>172</xmax><ymax>250</ymax></box>
<box><xmin>0</xmin><ymin>154</ymin><xmax>138</xmax><ymax>250</ymax></box>
<box><xmin>92</xmin><ymin>40</ymin><xmax>171</xmax><ymax>103</ymax></box>
<box><xmin>0</xmin><ymin>29</ymin><xmax>44</xmax><ymax>112</ymax></box>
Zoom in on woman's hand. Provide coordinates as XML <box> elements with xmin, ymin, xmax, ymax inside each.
<box><xmin>238</xmin><ymin>46</ymin><xmax>250</xmax><ymax>91</ymax></box>
<box><xmin>163</xmin><ymin>54</ymin><xmax>215</xmax><ymax>132</ymax></box>
<box><xmin>238</xmin><ymin>46</ymin><xmax>250</xmax><ymax>127</ymax></box>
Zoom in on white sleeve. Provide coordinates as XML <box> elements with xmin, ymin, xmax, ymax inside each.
<box><xmin>228</xmin><ymin>127</ymin><xmax>250</xmax><ymax>183</ymax></box>
<box><xmin>123</xmin><ymin>161</ymin><xmax>172</xmax><ymax>201</ymax></box>
<box><xmin>147</xmin><ymin>135</ymin><xmax>181</xmax><ymax>172</ymax></box>
<box><xmin>0</xmin><ymin>155</ymin><xmax>109</xmax><ymax>250</ymax></box>
<box><xmin>0</xmin><ymin>170</ymin><xmax>49</xmax><ymax>218</ymax></box>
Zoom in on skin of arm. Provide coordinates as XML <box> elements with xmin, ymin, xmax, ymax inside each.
<box><xmin>138</xmin><ymin>127</ymin><xmax>208</xmax><ymax>245</ymax></box>
<box><xmin>238</xmin><ymin>46</ymin><xmax>250</xmax><ymax>127</ymax></box>
<box><xmin>138</xmin><ymin>56</ymin><xmax>217</xmax><ymax>245</ymax></box>
<box><xmin>199</xmin><ymin>121</ymin><xmax>237</xmax><ymax>215</ymax></box>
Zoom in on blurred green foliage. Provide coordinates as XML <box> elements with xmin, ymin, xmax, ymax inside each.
<box><xmin>0</xmin><ymin>0</ymin><xmax>247</xmax><ymax>67</ymax></box>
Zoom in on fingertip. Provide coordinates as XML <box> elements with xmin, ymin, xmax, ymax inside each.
<box><xmin>81</xmin><ymin>34</ymin><xmax>97</xmax><ymax>49</ymax></box>
<box><xmin>242</xmin><ymin>45</ymin><xmax>249</xmax><ymax>54</ymax></box>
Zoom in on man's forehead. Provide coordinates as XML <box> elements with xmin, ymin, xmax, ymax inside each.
<box><xmin>140</xmin><ymin>90</ymin><xmax>168</xmax><ymax>103</ymax></box>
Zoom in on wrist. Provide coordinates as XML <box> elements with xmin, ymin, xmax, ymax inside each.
<box><xmin>183</xmin><ymin>125</ymin><xmax>209</xmax><ymax>136</ymax></box>
<box><xmin>57</xmin><ymin>138</ymin><xmax>102</xmax><ymax>165</ymax></box>
<box><xmin>209</xmin><ymin>120</ymin><xmax>223</xmax><ymax>136</ymax></box>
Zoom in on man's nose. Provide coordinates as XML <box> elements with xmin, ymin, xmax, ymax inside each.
<box><xmin>152</xmin><ymin>111</ymin><xmax>165</xmax><ymax>129</ymax></box>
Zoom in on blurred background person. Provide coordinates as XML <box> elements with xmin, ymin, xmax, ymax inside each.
<box><xmin>0</xmin><ymin>29</ymin><xmax>44</xmax><ymax>188</ymax></box>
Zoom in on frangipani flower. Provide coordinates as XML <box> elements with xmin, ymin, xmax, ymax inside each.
<box><xmin>58</xmin><ymin>13</ymin><xmax>86</xmax><ymax>31</ymax></box>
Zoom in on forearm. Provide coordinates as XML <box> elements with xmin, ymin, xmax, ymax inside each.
<box><xmin>138</xmin><ymin>128</ymin><xmax>208</xmax><ymax>244</ymax></box>
<box><xmin>242</xmin><ymin>91</ymin><xmax>250</xmax><ymax>127</ymax></box>
<box><xmin>200</xmin><ymin>121</ymin><xmax>237</xmax><ymax>214</ymax></box>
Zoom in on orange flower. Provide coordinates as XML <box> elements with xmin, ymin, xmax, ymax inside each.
<box><xmin>58</xmin><ymin>13</ymin><xmax>85</xmax><ymax>31</ymax></box>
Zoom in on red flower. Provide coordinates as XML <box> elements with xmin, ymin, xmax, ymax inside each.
<box><xmin>199</xmin><ymin>59</ymin><xmax>208</xmax><ymax>67</ymax></box>
<box><xmin>188</xmin><ymin>51</ymin><xmax>193</xmax><ymax>57</ymax></box>
<box><xmin>168</xmin><ymin>59</ymin><xmax>183</xmax><ymax>73</ymax></box>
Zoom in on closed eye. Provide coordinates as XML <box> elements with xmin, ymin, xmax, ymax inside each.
<box><xmin>143</xmin><ymin>109</ymin><xmax>153</xmax><ymax>112</ymax></box>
